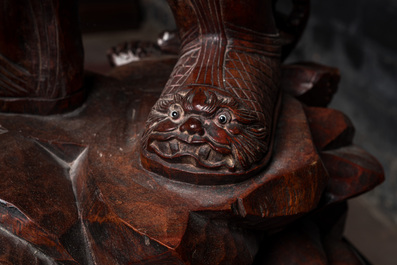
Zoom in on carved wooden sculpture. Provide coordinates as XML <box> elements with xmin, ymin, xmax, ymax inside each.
<box><xmin>0</xmin><ymin>0</ymin><xmax>384</xmax><ymax>264</ymax></box>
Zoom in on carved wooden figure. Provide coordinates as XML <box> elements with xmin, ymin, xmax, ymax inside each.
<box><xmin>0</xmin><ymin>0</ymin><xmax>384</xmax><ymax>264</ymax></box>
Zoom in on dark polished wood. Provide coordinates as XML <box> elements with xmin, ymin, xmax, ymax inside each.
<box><xmin>0</xmin><ymin>56</ymin><xmax>384</xmax><ymax>264</ymax></box>
<box><xmin>281</xmin><ymin>62</ymin><xmax>340</xmax><ymax>107</ymax></box>
<box><xmin>0</xmin><ymin>0</ymin><xmax>85</xmax><ymax>114</ymax></box>
<box><xmin>0</xmin><ymin>0</ymin><xmax>384</xmax><ymax>264</ymax></box>
<box><xmin>141</xmin><ymin>0</ymin><xmax>282</xmax><ymax>184</ymax></box>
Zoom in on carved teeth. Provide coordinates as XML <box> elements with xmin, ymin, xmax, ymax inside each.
<box><xmin>160</xmin><ymin>142</ymin><xmax>172</xmax><ymax>155</ymax></box>
<box><xmin>198</xmin><ymin>145</ymin><xmax>211</xmax><ymax>160</ymax></box>
<box><xmin>169</xmin><ymin>139</ymin><xmax>179</xmax><ymax>155</ymax></box>
<box><xmin>151</xmin><ymin>141</ymin><xmax>171</xmax><ymax>156</ymax></box>
<box><xmin>152</xmin><ymin>139</ymin><xmax>234</xmax><ymax>170</ymax></box>
<box><xmin>214</xmin><ymin>151</ymin><xmax>223</xmax><ymax>162</ymax></box>
<box><xmin>225</xmin><ymin>157</ymin><xmax>235</xmax><ymax>168</ymax></box>
<box><xmin>207</xmin><ymin>149</ymin><xmax>223</xmax><ymax>162</ymax></box>
<box><xmin>179</xmin><ymin>141</ymin><xmax>188</xmax><ymax>153</ymax></box>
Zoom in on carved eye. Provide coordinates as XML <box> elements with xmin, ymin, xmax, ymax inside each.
<box><xmin>169</xmin><ymin>104</ymin><xmax>183</xmax><ymax>120</ymax></box>
<box><xmin>217</xmin><ymin>111</ymin><xmax>231</xmax><ymax>125</ymax></box>
<box><xmin>171</xmin><ymin>111</ymin><xmax>179</xmax><ymax>119</ymax></box>
<box><xmin>219</xmin><ymin>114</ymin><xmax>227</xmax><ymax>124</ymax></box>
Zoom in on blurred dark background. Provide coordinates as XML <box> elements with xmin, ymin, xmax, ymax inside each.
<box><xmin>287</xmin><ymin>2</ymin><xmax>397</xmax><ymax>263</ymax></box>
<box><xmin>288</xmin><ymin>0</ymin><xmax>397</xmax><ymax>221</ymax></box>
<box><xmin>79</xmin><ymin>0</ymin><xmax>397</xmax><ymax>264</ymax></box>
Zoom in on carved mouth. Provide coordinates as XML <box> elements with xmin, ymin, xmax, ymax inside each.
<box><xmin>148</xmin><ymin>138</ymin><xmax>235</xmax><ymax>170</ymax></box>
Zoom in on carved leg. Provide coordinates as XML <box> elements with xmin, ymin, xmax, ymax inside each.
<box><xmin>140</xmin><ymin>0</ymin><xmax>282</xmax><ymax>185</ymax></box>
<box><xmin>0</xmin><ymin>0</ymin><xmax>85</xmax><ymax>115</ymax></box>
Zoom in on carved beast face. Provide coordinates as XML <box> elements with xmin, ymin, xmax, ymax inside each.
<box><xmin>140</xmin><ymin>87</ymin><xmax>270</xmax><ymax>184</ymax></box>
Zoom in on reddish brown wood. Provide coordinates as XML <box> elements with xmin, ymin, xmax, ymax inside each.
<box><xmin>0</xmin><ymin>0</ymin><xmax>85</xmax><ymax>115</ymax></box>
<box><xmin>140</xmin><ymin>0</ymin><xmax>282</xmax><ymax>185</ymax></box>
<box><xmin>0</xmin><ymin>54</ymin><xmax>384</xmax><ymax>264</ymax></box>
<box><xmin>304</xmin><ymin>106</ymin><xmax>355</xmax><ymax>151</ymax></box>
<box><xmin>0</xmin><ymin>1</ymin><xmax>385</xmax><ymax>264</ymax></box>
<box><xmin>255</xmin><ymin>202</ymin><xmax>366</xmax><ymax>265</ymax></box>
<box><xmin>321</xmin><ymin>146</ymin><xmax>384</xmax><ymax>204</ymax></box>
<box><xmin>0</xmin><ymin>134</ymin><xmax>80</xmax><ymax>264</ymax></box>
<box><xmin>0</xmin><ymin>68</ymin><xmax>328</xmax><ymax>264</ymax></box>
<box><xmin>281</xmin><ymin>62</ymin><xmax>340</xmax><ymax>107</ymax></box>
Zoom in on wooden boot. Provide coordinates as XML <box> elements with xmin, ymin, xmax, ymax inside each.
<box><xmin>141</xmin><ymin>0</ymin><xmax>282</xmax><ymax>184</ymax></box>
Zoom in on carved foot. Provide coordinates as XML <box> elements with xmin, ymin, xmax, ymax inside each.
<box><xmin>140</xmin><ymin>0</ymin><xmax>281</xmax><ymax>184</ymax></box>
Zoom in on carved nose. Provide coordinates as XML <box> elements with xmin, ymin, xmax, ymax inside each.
<box><xmin>180</xmin><ymin>117</ymin><xmax>204</xmax><ymax>136</ymax></box>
